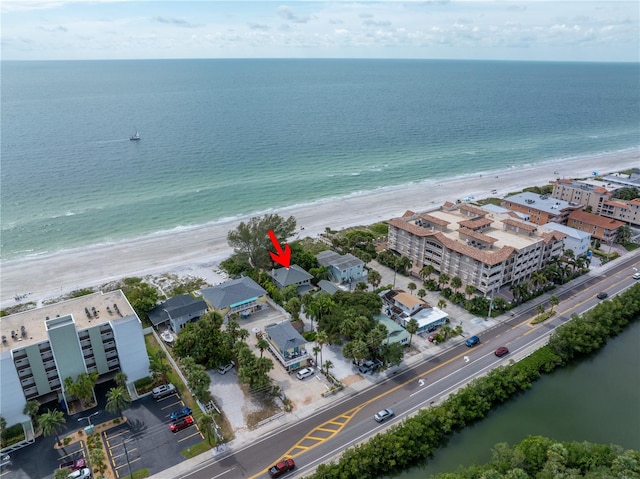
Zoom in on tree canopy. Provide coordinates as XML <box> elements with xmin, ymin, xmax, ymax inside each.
<box><xmin>226</xmin><ymin>214</ymin><xmax>297</xmax><ymax>269</ymax></box>
<box><xmin>173</xmin><ymin>311</ymin><xmax>232</xmax><ymax>368</ymax></box>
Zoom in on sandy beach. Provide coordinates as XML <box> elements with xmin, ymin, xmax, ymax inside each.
<box><xmin>1</xmin><ymin>148</ymin><xmax>637</xmax><ymax>309</ymax></box>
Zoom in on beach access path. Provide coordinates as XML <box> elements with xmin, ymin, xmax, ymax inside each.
<box><xmin>1</xmin><ymin>148</ymin><xmax>638</xmax><ymax>309</ymax></box>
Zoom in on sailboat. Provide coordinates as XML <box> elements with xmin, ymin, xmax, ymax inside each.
<box><xmin>129</xmin><ymin>128</ymin><xmax>141</xmax><ymax>141</ymax></box>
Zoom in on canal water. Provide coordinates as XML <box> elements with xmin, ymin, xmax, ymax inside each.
<box><xmin>396</xmin><ymin>321</ymin><xmax>640</xmax><ymax>478</ymax></box>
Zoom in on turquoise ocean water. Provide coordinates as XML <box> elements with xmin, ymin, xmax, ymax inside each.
<box><xmin>1</xmin><ymin>59</ymin><xmax>639</xmax><ymax>261</ymax></box>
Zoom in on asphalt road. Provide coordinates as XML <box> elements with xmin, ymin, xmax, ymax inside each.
<box><xmin>173</xmin><ymin>254</ymin><xmax>640</xmax><ymax>479</ymax></box>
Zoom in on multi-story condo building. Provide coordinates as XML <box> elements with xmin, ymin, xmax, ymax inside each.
<box><xmin>600</xmin><ymin>198</ymin><xmax>640</xmax><ymax>227</ymax></box>
<box><xmin>567</xmin><ymin>210</ymin><xmax>625</xmax><ymax>243</ymax></box>
<box><xmin>387</xmin><ymin>203</ymin><xmax>566</xmax><ymax>296</ymax></box>
<box><xmin>0</xmin><ymin>291</ymin><xmax>149</xmax><ymax>433</ymax></box>
<box><xmin>501</xmin><ymin>192</ymin><xmax>582</xmax><ymax>225</ymax></box>
<box><xmin>552</xmin><ymin>179</ymin><xmax>611</xmax><ymax>215</ymax></box>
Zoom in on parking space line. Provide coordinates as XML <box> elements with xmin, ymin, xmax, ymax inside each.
<box><xmin>178</xmin><ymin>430</ymin><xmax>201</xmax><ymax>442</ymax></box>
<box><xmin>115</xmin><ymin>457</ymin><xmax>141</xmax><ymax>469</ymax></box>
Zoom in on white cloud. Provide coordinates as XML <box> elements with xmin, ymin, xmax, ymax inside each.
<box><xmin>1</xmin><ymin>1</ymin><xmax>638</xmax><ymax>61</ymax></box>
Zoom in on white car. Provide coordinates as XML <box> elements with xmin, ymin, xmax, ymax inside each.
<box><xmin>151</xmin><ymin>383</ymin><xmax>176</xmax><ymax>399</ymax></box>
<box><xmin>296</xmin><ymin>367</ymin><xmax>314</xmax><ymax>380</ymax></box>
<box><xmin>218</xmin><ymin>361</ymin><xmax>235</xmax><ymax>374</ymax></box>
<box><xmin>633</xmin><ymin>272</ymin><xmax>640</xmax><ymax>280</ymax></box>
<box><xmin>68</xmin><ymin>468</ymin><xmax>92</xmax><ymax>479</ymax></box>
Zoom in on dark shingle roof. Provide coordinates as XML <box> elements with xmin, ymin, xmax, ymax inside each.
<box><xmin>265</xmin><ymin>321</ymin><xmax>307</xmax><ymax>350</ymax></box>
<box><xmin>200</xmin><ymin>277</ymin><xmax>267</xmax><ymax>309</ymax></box>
<box><xmin>270</xmin><ymin>264</ymin><xmax>313</xmax><ymax>287</ymax></box>
<box><xmin>148</xmin><ymin>294</ymin><xmax>207</xmax><ymax>327</ymax></box>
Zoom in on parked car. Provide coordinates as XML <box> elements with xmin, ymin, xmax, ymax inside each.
<box><xmin>633</xmin><ymin>272</ymin><xmax>640</xmax><ymax>280</ymax></box>
<box><xmin>169</xmin><ymin>406</ymin><xmax>192</xmax><ymax>421</ymax></box>
<box><xmin>596</xmin><ymin>292</ymin><xmax>608</xmax><ymax>300</ymax></box>
<box><xmin>169</xmin><ymin>415</ymin><xmax>194</xmax><ymax>433</ymax></box>
<box><xmin>296</xmin><ymin>367</ymin><xmax>314</xmax><ymax>380</ymax></box>
<box><xmin>465</xmin><ymin>336</ymin><xmax>480</xmax><ymax>347</ymax></box>
<box><xmin>67</xmin><ymin>468</ymin><xmax>92</xmax><ymax>479</ymax></box>
<box><xmin>494</xmin><ymin>346</ymin><xmax>509</xmax><ymax>357</ymax></box>
<box><xmin>0</xmin><ymin>455</ymin><xmax>11</xmax><ymax>467</ymax></box>
<box><xmin>152</xmin><ymin>383</ymin><xmax>176</xmax><ymax>399</ymax></box>
<box><xmin>427</xmin><ymin>334</ymin><xmax>436</xmax><ymax>342</ymax></box>
<box><xmin>217</xmin><ymin>361</ymin><xmax>235</xmax><ymax>374</ymax></box>
<box><xmin>374</xmin><ymin>408</ymin><xmax>394</xmax><ymax>423</ymax></box>
<box><xmin>59</xmin><ymin>458</ymin><xmax>86</xmax><ymax>471</ymax></box>
<box><xmin>358</xmin><ymin>359</ymin><xmax>382</xmax><ymax>374</ymax></box>
<box><xmin>268</xmin><ymin>458</ymin><xmax>295</xmax><ymax>478</ymax></box>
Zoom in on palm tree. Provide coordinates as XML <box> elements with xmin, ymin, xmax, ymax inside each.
<box><xmin>407</xmin><ymin>282</ymin><xmax>417</xmax><ymax>295</ymax></box>
<box><xmin>465</xmin><ymin>284</ymin><xmax>476</xmax><ymax>299</ymax></box>
<box><xmin>312</xmin><ymin>345</ymin><xmax>321</xmax><ymax>368</ymax></box>
<box><xmin>149</xmin><ymin>357</ymin><xmax>170</xmax><ymax>384</ymax></box>
<box><xmin>536</xmin><ymin>304</ymin><xmax>546</xmax><ymax>316</ymax></box>
<box><xmin>417</xmin><ymin>289</ymin><xmax>427</xmax><ymax>300</ymax></box>
<box><xmin>438</xmin><ymin>273</ymin><xmax>450</xmax><ymax>289</ymax></box>
<box><xmin>105</xmin><ymin>386</ymin><xmax>131</xmax><ymax>419</ymax></box>
<box><xmin>549</xmin><ymin>295</ymin><xmax>559</xmax><ymax>312</ymax></box>
<box><xmin>199</xmin><ymin>413</ymin><xmax>214</xmax><ymax>444</ymax></box>
<box><xmin>114</xmin><ymin>371</ymin><xmax>128</xmax><ymax>389</ymax></box>
<box><xmin>419</xmin><ymin>265</ymin><xmax>435</xmax><ymax>281</ymax></box>
<box><xmin>256</xmin><ymin>338</ymin><xmax>270</xmax><ymax>358</ymax></box>
<box><xmin>450</xmin><ymin>276</ymin><xmax>462</xmax><ymax>293</ymax></box>
<box><xmin>367</xmin><ymin>269</ymin><xmax>382</xmax><ymax>290</ymax></box>
<box><xmin>315</xmin><ymin>331</ymin><xmax>328</xmax><ymax>369</ymax></box>
<box><xmin>437</xmin><ymin>299</ymin><xmax>447</xmax><ymax>310</ymax></box>
<box><xmin>39</xmin><ymin>409</ymin><xmax>66</xmax><ymax>446</ymax></box>
<box><xmin>323</xmin><ymin>360</ymin><xmax>334</xmax><ymax>378</ymax></box>
<box><xmin>23</xmin><ymin>400</ymin><xmax>40</xmax><ymax>431</ymax></box>
<box><xmin>405</xmin><ymin>318</ymin><xmax>419</xmax><ymax>347</ymax></box>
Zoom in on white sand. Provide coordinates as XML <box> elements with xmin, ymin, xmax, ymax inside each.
<box><xmin>2</xmin><ymin>148</ymin><xmax>637</xmax><ymax>309</ymax></box>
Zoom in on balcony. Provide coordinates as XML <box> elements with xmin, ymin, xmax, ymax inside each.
<box><xmin>266</xmin><ymin>341</ymin><xmax>310</xmax><ymax>371</ymax></box>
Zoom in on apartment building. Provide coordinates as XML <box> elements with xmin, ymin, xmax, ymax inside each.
<box><xmin>600</xmin><ymin>198</ymin><xmax>640</xmax><ymax>227</ymax></box>
<box><xmin>0</xmin><ymin>291</ymin><xmax>149</xmax><ymax>430</ymax></box>
<box><xmin>552</xmin><ymin>179</ymin><xmax>611</xmax><ymax>214</ymax></box>
<box><xmin>567</xmin><ymin>210</ymin><xmax>625</xmax><ymax>243</ymax></box>
<box><xmin>387</xmin><ymin>203</ymin><xmax>566</xmax><ymax>296</ymax></box>
<box><xmin>501</xmin><ymin>192</ymin><xmax>582</xmax><ymax>225</ymax></box>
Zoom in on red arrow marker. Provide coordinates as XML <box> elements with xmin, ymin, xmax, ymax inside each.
<box><xmin>267</xmin><ymin>230</ymin><xmax>291</xmax><ymax>269</ymax></box>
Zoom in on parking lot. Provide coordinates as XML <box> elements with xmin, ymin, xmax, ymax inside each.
<box><xmin>103</xmin><ymin>392</ymin><xmax>203</xmax><ymax>478</ymax></box>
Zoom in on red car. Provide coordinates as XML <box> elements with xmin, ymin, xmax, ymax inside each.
<box><xmin>169</xmin><ymin>415</ymin><xmax>194</xmax><ymax>432</ymax></box>
<box><xmin>59</xmin><ymin>458</ymin><xmax>86</xmax><ymax>471</ymax></box>
<box><xmin>495</xmin><ymin>346</ymin><xmax>509</xmax><ymax>357</ymax></box>
<box><xmin>268</xmin><ymin>458</ymin><xmax>295</xmax><ymax>478</ymax></box>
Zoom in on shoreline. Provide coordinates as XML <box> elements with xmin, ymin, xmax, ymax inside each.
<box><xmin>3</xmin><ymin>146</ymin><xmax>638</xmax><ymax>265</ymax></box>
<box><xmin>1</xmin><ymin>148</ymin><xmax>638</xmax><ymax>309</ymax></box>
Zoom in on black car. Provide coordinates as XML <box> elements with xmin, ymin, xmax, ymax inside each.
<box><xmin>597</xmin><ymin>292</ymin><xmax>608</xmax><ymax>300</ymax></box>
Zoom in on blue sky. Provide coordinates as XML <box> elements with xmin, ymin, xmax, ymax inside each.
<box><xmin>2</xmin><ymin>1</ymin><xmax>638</xmax><ymax>61</ymax></box>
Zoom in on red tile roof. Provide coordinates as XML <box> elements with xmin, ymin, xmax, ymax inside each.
<box><xmin>568</xmin><ymin>210</ymin><xmax>625</xmax><ymax>229</ymax></box>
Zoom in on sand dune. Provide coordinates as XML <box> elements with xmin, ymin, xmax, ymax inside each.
<box><xmin>1</xmin><ymin>148</ymin><xmax>637</xmax><ymax>309</ymax></box>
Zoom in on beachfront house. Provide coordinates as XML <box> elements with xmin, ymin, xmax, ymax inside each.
<box><xmin>263</xmin><ymin>321</ymin><xmax>310</xmax><ymax>372</ymax></box>
<box><xmin>0</xmin><ymin>291</ymin><xmax>149</xmax><ymax>439</ymax></box>
<box><xmin>316</xmin><ymin>250</ymin><xmax>366</xmax><ymax>285</ymax></box>
<box><xmin>200</xmin><ymin>276</ymin><xmax>268</xmax><ymax>320</ymax></box>
<box><xmin>269</xmin><ymin>264</ymin><xmax>314</xmax><ymax>295</ymax></box>
<box><xmin>148</xmin><ymin>294</ymin><xmax>208</xmax><ymax>333</ymax></box>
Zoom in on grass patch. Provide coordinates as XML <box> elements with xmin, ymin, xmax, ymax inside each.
<box><xmin>130</xmin><ymin>468</ymin><xmax>150</xmax><ymax>478</ymax></box>
<box><xmin>182</xmin><ymin>440</ymin><xmax>214</xmax><ymax>459</ymax></box>
<box><xmin>531</xmin><ymin>310</ymin><xmax>556</xmax><ymax>325</ymax></box>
